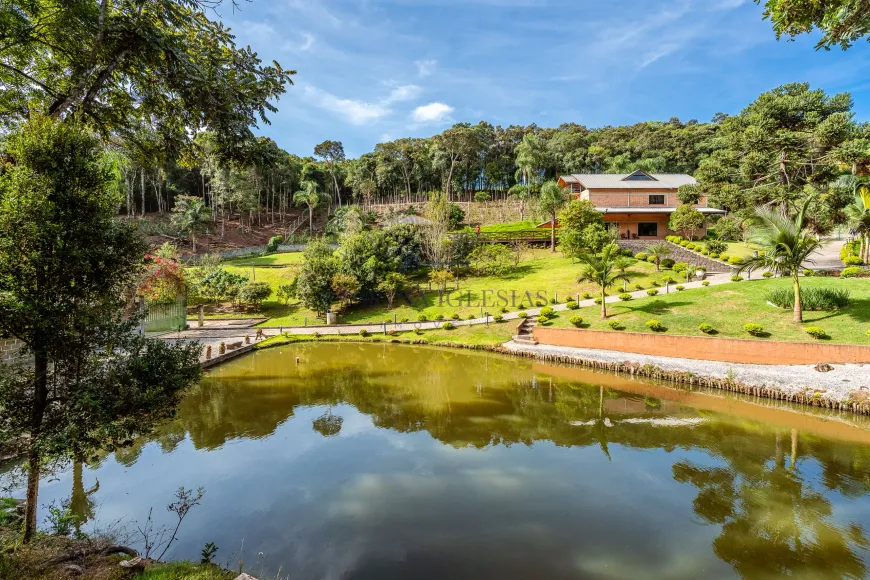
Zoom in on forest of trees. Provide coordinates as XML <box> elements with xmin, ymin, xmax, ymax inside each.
<box><xmin>113</xmin><ymin>82</ymin><xmax>870</xmax><ymax>235</ymax></box>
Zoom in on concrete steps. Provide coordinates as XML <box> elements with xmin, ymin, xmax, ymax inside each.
<box><xmin>513</xmin><ymin>317</ymin><xmax>538</xmax><ymax>345</ymax></box>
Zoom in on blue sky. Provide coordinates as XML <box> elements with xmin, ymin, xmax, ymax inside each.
<box><xmin>216</xmin><ymin>0</ymin><xmax>870</xmax><ymax>158</ymax></box>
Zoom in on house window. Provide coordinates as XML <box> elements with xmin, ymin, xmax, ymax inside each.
<box><xmin>638</xmin><ymin>223</ymin><xmax>658</xmax><ymax>237</ymax></box>
<box><xmin>649</xmin><ymin>195</ymin><xmax>665</xmax><ymax>205</ymax></box>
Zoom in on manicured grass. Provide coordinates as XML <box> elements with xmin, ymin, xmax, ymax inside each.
<box><xmin>548</xmin><ymin>277</ymin><xmax>870</xmax><ymax>344</ymax></box>
<box><xmin>478</xmin><ymin>220</ymin><xmax>538</xmax><ymax>233</ymax></box>
<box><xmin>260</xmin><ymin>249</ymin><xmax>666</xmax><ymax>328</ymax></box>
<box><xmin>224</xmin><ymin>252</ymin><xmax>304</xmax><ymax>267</ymax></box>
<box><xmin>722</xmin><ymin>241</ymin><xmax>761</xmax><ymax>259</ymax></box>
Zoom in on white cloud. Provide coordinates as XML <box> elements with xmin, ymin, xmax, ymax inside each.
<box><xmin>384</xmin><ymin>84</ymin><xmax>422</xmax><ymax>104</ymax></box>
<box><xmin>412</xmin><ymin>102</ymin><xmax>454</xmax><ymax>124</ymax></box>
<box><xmin>300</xmin><ymin>32</ymin><xmax>315</xmax><ymax>52</ymax></box>
<box><xmin>303</xmin><ymin>86</ymin><xmax>389</xmax><ymax>125</ymax></box>
<box><xmin>415</xmin><ymin>59</ymin><xmax>438</xmax><ymax>78</ymax></box>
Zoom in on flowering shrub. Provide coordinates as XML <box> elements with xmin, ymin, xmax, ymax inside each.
<box><xmin>139</xmin><ymin>254</ymin><xmax>186</xmax><ymax>303</ymax></box>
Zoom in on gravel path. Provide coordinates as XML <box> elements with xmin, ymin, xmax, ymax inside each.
<box><xmin>502</xmin><ymin>341</ymin><xmax>870</xmax><ymax>403</ymax></box>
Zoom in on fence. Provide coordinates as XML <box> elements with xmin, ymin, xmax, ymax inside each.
<box><xmin>145</xmin><ymin>297</ymin><xmax>188</xmax><ymax>333</ymax></box>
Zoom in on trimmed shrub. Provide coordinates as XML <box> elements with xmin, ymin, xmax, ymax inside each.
<box><xmin>550</xmin><ymin>297</ymin><xmax>558</xmax><ymax>304</ymax></box>
<box><xmin>701</xmin><ymin>249</ymin><xmax>709</xmax><ymax>256</ymax></box>
<box><xmin>765</xmin><ymin>287</ymin><xmax>850</xmax><ymax>311</ymax></box>
<box><xmin>634</xmin><ymin>283</ymin><xmax>644</xmax><ymax>291</ymax></box>
<box><xmin>608</xmin><ymin>320</ymin><xmax>622</xmax><ymax>330</ymax></box>
<box><xmin>719</xmin><ymin>254</ymin><xmax>730</xmax><ymax>262</ymax></box>
<box><xmin>646</xmin><ymin>288</ymin><xmax>659</xmax><ymax>296</ymax></box>
<box><xmin>467</xmin><ymin>314</ymin><xmax>476</xmax><ymax>320</ymax></box>
<box><xmin>594</xmin><ymin>297</ymin><xmax>603</xmax><ymax>304</ymax></box>
<box><xmin>400</xmin><ymin>317</ymin><xmax>409</xmax><ymax>323</ymax></box>
<box><xmin>805</xmin><ymin>326</ymin><xmax>826</xmax><ymax>339</ymax></box>
<box><xmin>566</xmin><ymin>300</ymin><xmax>580</xmax><ymax>310</ymax></box>
<box><xmin>709</xmin><ymin>253</ymin><xmax>720</xmax><ymax>259</ymax></box>
<box><xmin>417</xmin><ymin>314</ymin><xmax>428</xmax><ymax>322</ymax></box>
<box><xmin>634</xmin><ymin>252</ymin><xmax>648</xmax><ymax>261</ymax></box>
<box><xmin>442</xmin><ymin>322</ymin><xmax>455</xmax><ymax>330</ymax></box>
<box><xmin>842</xmin><ymin>267</ymin><xmax>863</xmax><ymax>278</ymax></box>
<box><xmin>744</xmin><ymin>323</ymin><xmax>765</xmax><ymax>337</ymax></box>
<box><xmin>676</xmin><ymin>285</ymin><xmax>685</xmax><ymax>291</ymax></box>
<box><xmin>673</xmin><ymin>262</ymin><xmax>688</xmax><ymax>273</ymax></box>
<box><xmin>647</xmin><ymin>256</ymin><xmax>657</xmax><ymax>263</ymax></box>
<box><xmin>651</xmin><ymin>281</ymin><xmax>661</xmax><ymax>287</ymax></box>
<box><xmin>414</xmin><ymin>328</ymin><xmax>423</xmax><ymax>335</ymax></box>
<box><xmin>569</xmin><ymin>315</ymin><xmax>583</xmax><ymax>328</ymax></box>
<box><xmin>762</xmin><ymin>271</ymin><xmax>773</xmax><ymax>278</ymax></box>
<box><xmin>266</xmin><ymin>235</ymin><xmax>284</xmax><ymax>253</ymax></box>
<box><xmin>701</xmin><ymin>280</ymin><xmax>710</xmax><ymax>286</ymax></box>
<box><xmin>801</xmin><ymin>269</ymin><xmax>814</xmax><ymax>277</ymax></box>
<box><xmin>493</xmin><ymin>314</ymin><xmax>504</xmax><ymax>322</ymax></box>
<box><xmin>451</xmin><ymin>312</ymin><xmax>460</xmax><ymax>320</ymax></box>
<box><xmin>728</xmin><ymin>256</ymin><xmax>744</xmax><ymax>265</ymax></box>
<box><xmin>537</xmin><ymin>315</ymin><xmax>549</xmax><ymax>324</ymax></box>
<box><xmin>501</xmin><ymin>306</ymin><xmax>510</xmax><ymax>313</ymax></box>
<box><xmin>539</xmin><ymin>306</ymin><xmax>555</xmax><ymax>319</ymax></box>
<box><xmin>699</xmin><ymin>323</ymin><xmax>714</xmax><ymax>334</ymax></box>
<box><xmin>660</xmin><ymin>258</ymin><xmax>675</xmax><ymax>269</ymax></box>
<box><xmin>518</xmin><ymin>311</ymin><xmax>528</xmax><ymax>318</ymax></box>
<box><xmin>619</xmin><ymin>293</ymin><xmax>633</xmax><ymax>301</ymax></box>
<box><xmin>646</xmin><ymin>319</ymin><xmax>665</xmax><ymax>332</ymax></box>
<box><xmin>686</xmin><ymin>243</ymin><xmax>697</xmax><ymax>251</ymax></box>
<box><xmin>436</xmin><ymin>313</ymin><xmax>445</xmax><ymax>321</ymax></box>
<box><xmin>731</xmin><ymin>275</ymin><xmax>743</xmax><ymax>282</ymax></box>
<box><xmin>866</xmin><ymin>329</ymin><xmax>870</xmax><ymax>338</ymax></box>
<box><xmin>621</xmin><ymin>248</ymin><xmax>634</xmax><ymax>257</ymax></box>
<box><xmin>844</xmin><ymin>256</ymin><xmax>864</xmax><ymax>266</ymax></box>
<box><xmin>679</xmin><ymin>240</ymin><xmax>689</xmax><ymax>247</ymax></box>
<box><xmin>582</xmin><ymin>292</ymin><xmax>592</xmax><ymax>299</ymax></box>
<box><xmin>359</xmin><ymin>329</ymin><xmax>369</xmax><ymax>337</ymax></box>
<box><xmin>661</xmin><ymin>275</ymin><xmax>676</xmax><ymax>284</ymax></box>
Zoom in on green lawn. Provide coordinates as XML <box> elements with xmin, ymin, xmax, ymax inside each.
<box><xmin>722</xmin><ymin>241</ymin><xmax>761</xmax><ymax>259</ymax></box>
<box><xmin>223</xmin><ymin>252</ymin><xmax>304</xmax><ymax>267</ymax></box>
<box><xmin>478</xmin><ymin>220</ymin><xmax>538</xmax><ymax>232</ymax></box>
<box><xmin>547</xmin><ymin>277</ymin><xmax>870</xmax><ymax>344</ymax></box>
<box><xmin>254</xmin><ymin>249</ymin><xmax>668</xmax><ymax>327</ymax></box>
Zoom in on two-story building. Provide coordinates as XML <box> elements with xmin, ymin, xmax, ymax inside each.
<box><xmin>553</xmin><ymin>170</ymin><xmax>726</xmax><ymax>240</ymax></box>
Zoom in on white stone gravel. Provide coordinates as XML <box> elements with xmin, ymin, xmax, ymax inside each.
<box><xmin>502</xmin><ymin>341</ymin><xmax>870</xmax><ymax>403</ymax></box>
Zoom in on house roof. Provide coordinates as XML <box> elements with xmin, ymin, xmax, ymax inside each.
<box><xmin>560</xmin><ymin>172</ymin><xmax>697</xmax><ymax>190</ymax></box>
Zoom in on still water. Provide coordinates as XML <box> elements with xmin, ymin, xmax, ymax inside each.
<box><xmin>10</xmin><ymin>343</ymin><xmax>870</xmax><ymax>579</ymax></box>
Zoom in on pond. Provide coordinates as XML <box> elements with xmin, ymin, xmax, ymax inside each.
<box><xmin>8</xmin><ymin>343</ymin><xmax>870</xmax><ymax>579</ymax></box>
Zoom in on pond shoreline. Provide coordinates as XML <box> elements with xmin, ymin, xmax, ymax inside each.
<box><xmin>247</xmin><ymin>336</ymin><xmax>870</xmax><ymax>416</ymax></box>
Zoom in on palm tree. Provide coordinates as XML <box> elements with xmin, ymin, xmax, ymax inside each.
<box><xmin>844</xmin><ymin>184</ymin><xmax>870</xmax><ymax>264</ymax></box>
<box><xmin>170</xmin><ymin>195</ymin><xmax>212</xmax><ymax>252</ymax></box>
<box><xmin>646</xmin><ymin>242</ymin><xmax>672</xmax><ymax>271</ymax></box>
<box><xmin>577</xmin><ymin>243</ymin><xmax>630</xmax><ymax>319</ymax></box>
<box><xmin>294</xmin><ymin>180</ymin><xmax>326</xmax><ymax>235</ymax></box>
<box><xmin>538</xmin><ymin>181</ymin><xmax>569</xmax><ymax>252</ymax></box>
<box><xmin>739</xmin><ymin>197</ymin><xmax>822</xmax><ymax>322</ymax></box>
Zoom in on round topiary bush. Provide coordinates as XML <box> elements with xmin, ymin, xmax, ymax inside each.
<box><xmin>804</xmin><ymin>326</ymin><xmax>826</xmax><ymax>339</ymax></box>
<box><xmin>802</xmin><ymin>269</ymin><xmax>814</xmax><ymax>277</ymax></box>
<box><xmin>699</xmin><ymin>322</ymin><xmax>714</xmax><ymax>334</ymax></box>
<box><xmin>539</xmin><ymin>306</ymin><xmax>555</xmax><ymax>319</ymax></box>
<box><xmin>676</xmin><ymin>285</ymin><xmax>685</xmax><ymax>291</ymax></box>
<box><xmin>608</xmin><ymin>320</ymin><xmax>622</xmax><ymax>330</ymax></box>
<box><xmin>634</xmin><ymin>283</ymin><xmax>644</xmax><ymax>291</ymax></box>
<box><xmin>844</xmin><ymin>256</ymin><xmax>864</xmax><ymax>266</ymax></box>
<box><xmin>451</xmin><ymin>312</ymin><xmax>460</xmax><ymax>320</ymax></box>
<box><xmin>518</xmin><ymin>311</ymin><xmax>528</xmax><ymax>318</ymax></box>
<box><xmin>566</xmin><ymin>301</ymin><xmax>579</xmax><ymax>310</ymax></box>
<box><xmin>635</xmin><ymin>252</ymin><xmax>648</xmax><ymax>261</ymax></box>
<box><xmin>651</xmin><ymin>280</ymin><xmax>661</xmax><ymax>287</ymax></box>
<box><xmin>673</xmin><ymin>262</ymin><xmax>688</xmax><ymax>273</ymax></box>
<box><xmin>744</xmin><ymin>323</ymin><xmax>765</xmax><ymax>337</ymax></box>
<box><xmin>731</xmin><ymin>275</ymin><xmax>744</xmax><ymax>282</ymax></box>
<box><xmin>647</xmin><ymin>256</ymin><xmax>657</xmax><ymax>264</ymax></box>
<box><xmin>661</xmin><ymin>258</ymin><xmax>675</xmax><ymax>269</ymax></box>
<box><xmin>436</xmin><ymin>314</ymin><xmax>445</xmax><ymax>321</ymax></box>
<box><xmin>594</xmin><ymin>297</ymin><xmax>603</xmax><ymax>305</ymax></box>
<box><xmin>701</xmin><ymin>280</ymin><xmax>710</xmax><ymax>286</ymax></box>
<box><xmin>537</xmin><ymin>315</ymin><xmax>549</xmax><ymax>324</ymax></box>
<box><xmin>762</xmin><ymin>271</ymin><xmax>773</xmax><ymax>278</ymax></box>
<box><xmin>550</xmin><ymin>297</ymin><xmax>558</xmax><ymax>304</ymax></box>
<box><xmin>401</xmin><ymin>317</ymin><xmax>409</xmax><ymax>323</ymax></box>
<box><xmin>680</xmin><ymin>241</ymin><xmax>689</xmax><ymax>247</ymax></box>
<box><xmin>661</xmin><ymin>275</ymin><xmax>676</xmax><ymax>284</ymax></box>
<box><xmin>501</xmin><ymin>307</ymin><xmax>510</xmax><ymax>313</ymax></box>
<box><xmin>582</xmin><ymin>292</ymin><xmax>592</xmax><ymax>299</ymax></box>
<box><xmin>841</xmin><ymin>267</ymin><xmax>863</xmax><ymax>278</ymax></box>
<box><xmin>619</xmin><ymin>293</ymin><xmax>633</xmax><ymax>301</ymax></box>
<box><xmin>569</xmin><ymin>315</ymin><xmax>583</xmax><ymax>327</ymax></box>
<box><xmin>646</xmin><ymin>319</ymin><xmax>665</xmax><ymax>332</ymax></box>
<box><xmin>709</xmin><ymin>252</ymin><xmax>720</xmax><ymax>259</ymax></box>
<box><xmin>719</xmin><ymin>254</ymin><xmax>730</xmax><ymax>262</ymax></box>
<box><xmin>417</xmin><ymin>314</ymin><xmax>428</xmax><ymax>322</ymax></box>
<box><xmin>442</xmin><ymin>322</ymin><xmax>455</xmax><ymax>330</ymax></box>
<box><xmin>359</xmin><ymin>329</ymin><xmax>369</xmax><ymax>337</ymax></box>
<box><xmin>467</xmin><ymin>314</ymin><xmax>476</xmax><ymax>320</ymax></box>
<box><xmin>493</xmin><ymin>314</ymin><xmax>504</xmax><ymax>323</ymax></box>
<box><xmin>728</xmin><ymin>256</ymin><xmax>744</xmax><ymax>265</ymax></box>
<box><xmin>646</xmin><ymin>288</ymin><xmax>659</xmax><ymax>296</ymax></box>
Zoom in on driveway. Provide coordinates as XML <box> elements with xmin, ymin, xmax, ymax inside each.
<box><xmin>807</xmin><ymin>239</ymin><xmax>846</xmax><ymax>270</ymax></box>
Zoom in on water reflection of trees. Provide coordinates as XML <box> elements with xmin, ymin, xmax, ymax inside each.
<box><xmin>111</xmin><ymin>345</ymin><xmax>870</xmax><ymax>578</ymax></box>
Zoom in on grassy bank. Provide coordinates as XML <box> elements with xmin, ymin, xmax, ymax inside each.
<box><xmin>547</xmin><ymin>277</ymin><xmax>870</xmax><ymax>344</ymax></box>
<box><xmin>191</xmin><ymin>249</ymin><xmax>669</xmax><ymax>328</ymax></box>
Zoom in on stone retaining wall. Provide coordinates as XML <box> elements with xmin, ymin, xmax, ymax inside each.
<box><xmin>532</xmin><ymin>327</ymin><xmax>870</xmax><ymax>365</ymax></box>
<box><xmin>0</xmin><ymin>337</ymin><xmax>25</xmax><ymax>363</ymax></box>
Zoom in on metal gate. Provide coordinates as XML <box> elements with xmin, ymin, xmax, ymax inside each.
<box><xmin>145</xmin><ymin>296</ymin><xmax>188</xmax><ymax>333</ymax></box>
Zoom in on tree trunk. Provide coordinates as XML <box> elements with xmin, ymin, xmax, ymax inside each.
<box><xmin>309</xmin><ymin>206</ymin><xmax>313</xmax><ymax>235</ymax></box>
<box><xmin>140</xmin><ymin>170</ymin><xmax>146</xmax><ymax>217</ymax></box>
<box><xmin>600</xmin><ymin>288</ymin><xmax>607</xmax><ymax>319</ymax></box>
<box><xmin>792</xmin><ymin>275</ymin><xmax>803</xmax><ymax>323</ymax></box>
<box><xmin>550</xmin><ymin>212</ymin><xmax>556</xmax><ymax>252</ymax></box>
<box><xmin>23</xmin><ymin>349</ymin><xmax>49</xmax><ymax>543</ymax></box>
